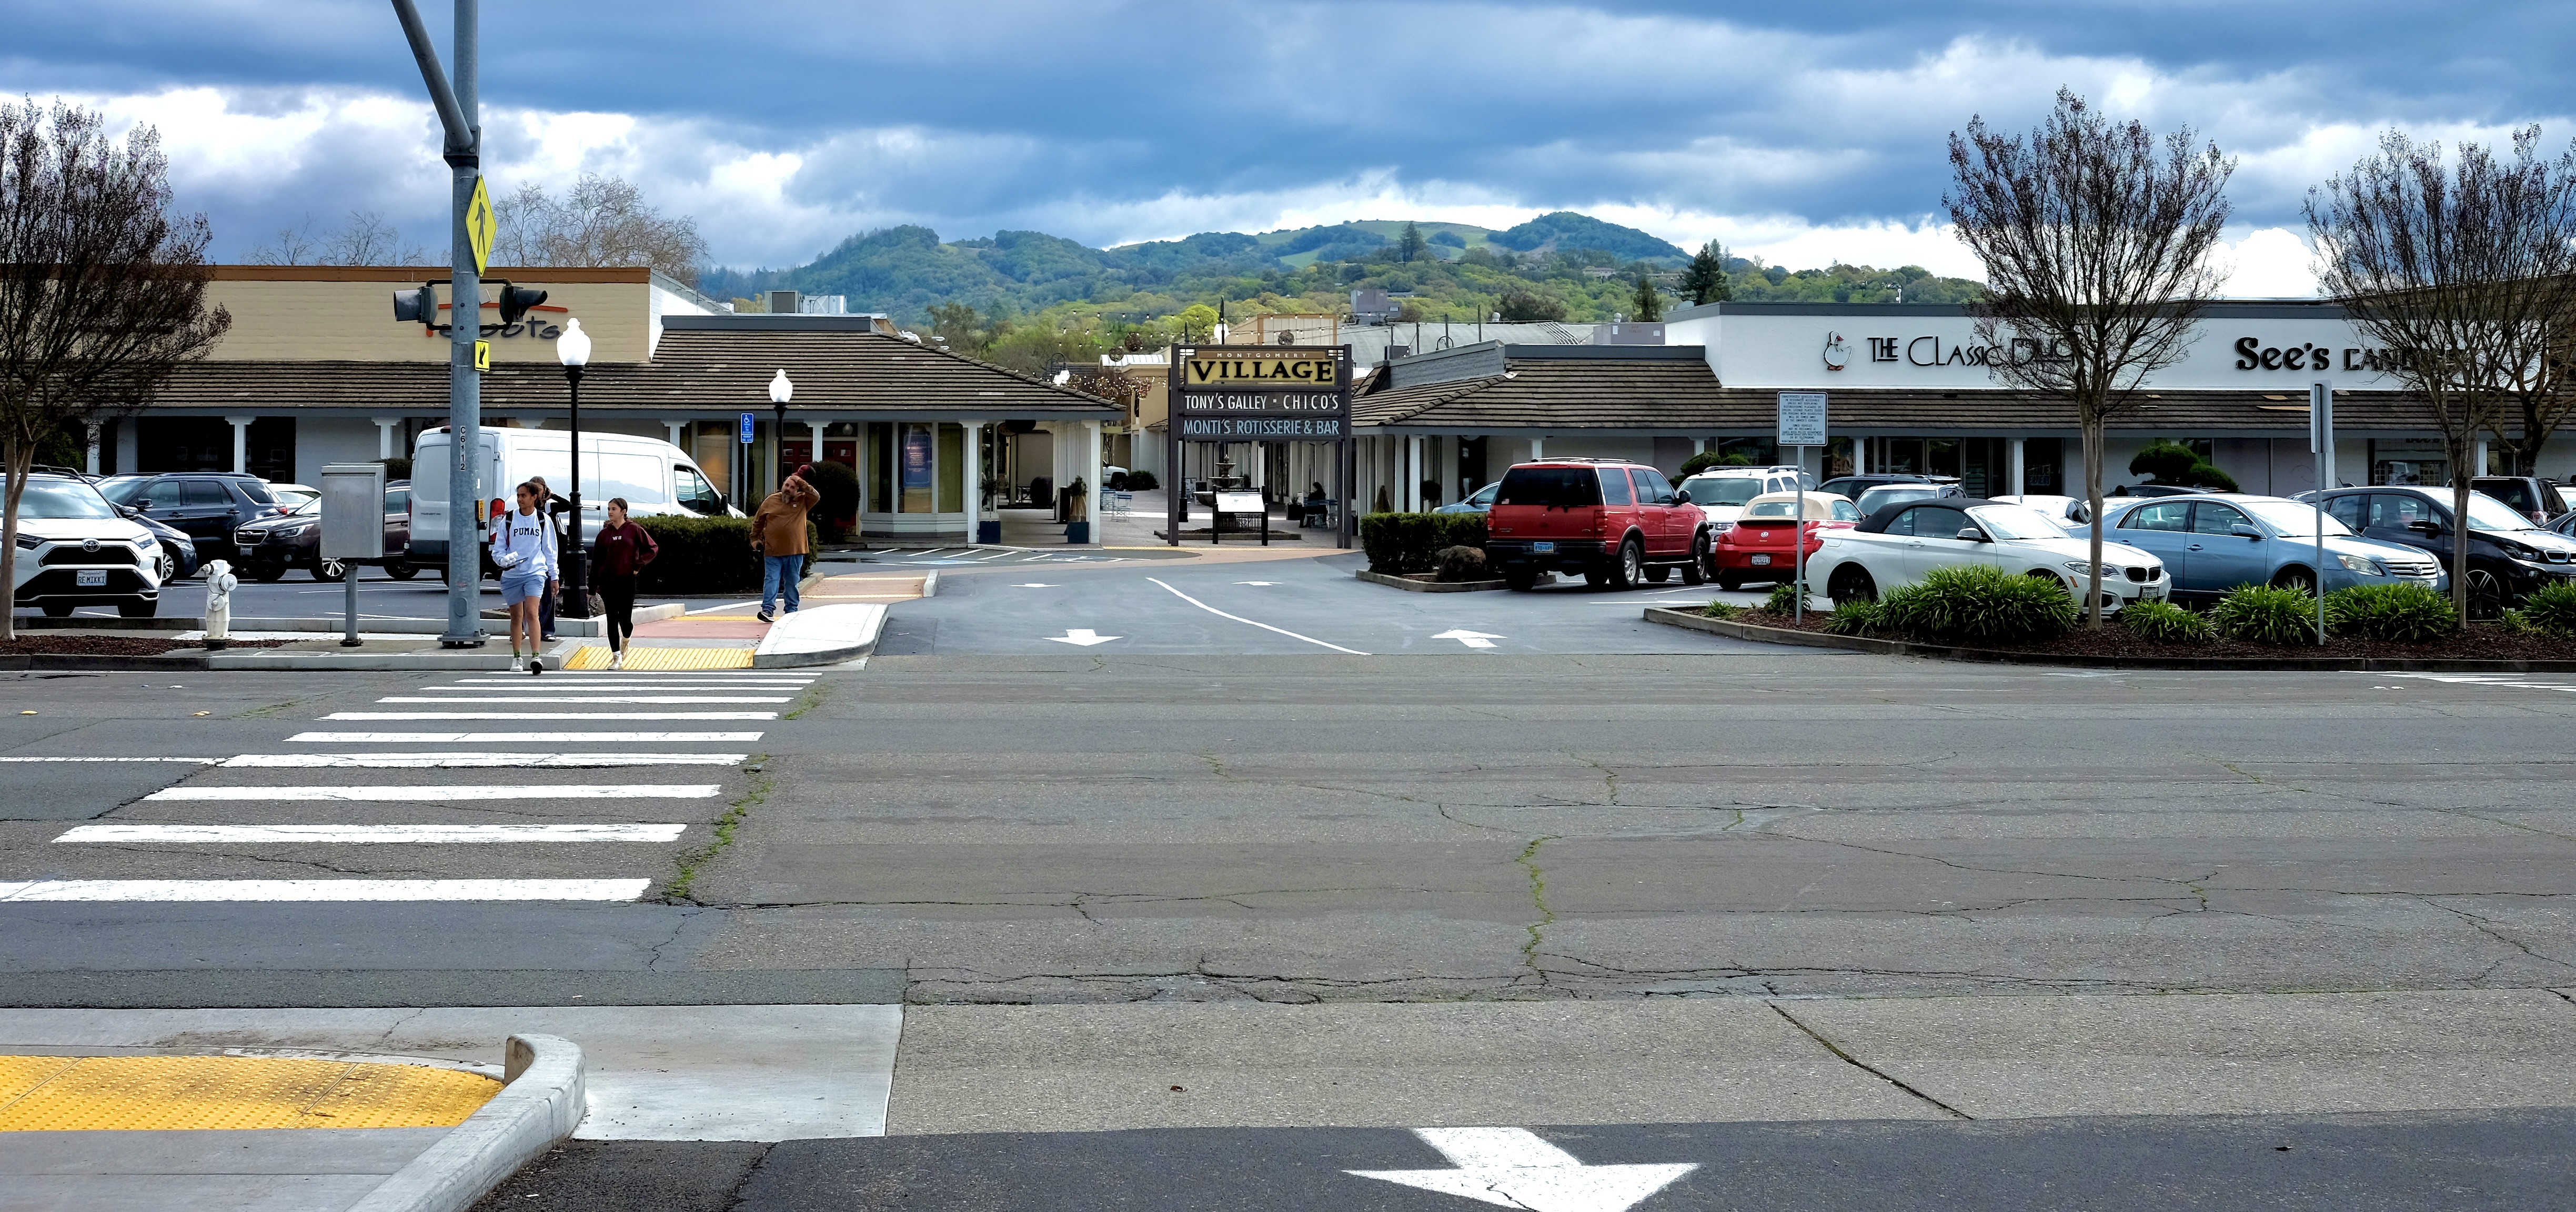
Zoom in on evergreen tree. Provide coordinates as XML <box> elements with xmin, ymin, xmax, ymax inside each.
<box><xmin>1398</xmin><ymin>221</ymin><xmax>1427</xmax><ymax>264</ymax></box>
<box><xmin>1679</xmin><ymin>240</ymin><xmax>1732</xmax><ymax>305</ymax></box>
<box><xmin>1631</xmin><ymin>273</ymin><xmax>1663</xmax><ymax>321</ymax></box>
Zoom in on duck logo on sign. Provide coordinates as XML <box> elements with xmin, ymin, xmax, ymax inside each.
<box><xmin>1822</xmin><ymin>331</ymin><xmax>1851</xmax><ymax>371</ymax></box>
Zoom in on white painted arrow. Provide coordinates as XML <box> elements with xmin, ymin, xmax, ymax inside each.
<box><xmin>1431</xmin><ymin>629</ymin><xmax>1504</xmax><ymax>649</ymax></box>
<box><xmin>1012</xmin><ymin>583</ymin><xmax>1059</xmax><ymax>588</ymax></box>
<box><xmin>1349</xmin><ymin>1127</ymin><xmax>1695</xmax><ymax>1212</ymax></box>
<box><xmin>1046</xmin><ymin>628</ymin><xmax>1120</xmax><ymax>646</ymax></box>
<box><xmin>1235</xmin><ymin>580</ymin><xmax>1278</xmax><ymax>586</ymax></box>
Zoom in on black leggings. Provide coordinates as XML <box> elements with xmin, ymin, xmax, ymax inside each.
<box><xmin>599</xmin><ymin>574</ymin><xmax>638</xmax><ymax>652</ymax></box>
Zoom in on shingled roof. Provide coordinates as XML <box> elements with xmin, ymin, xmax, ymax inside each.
<box><xmin>1354</xmin><ymin>350</ymin><xmax>2441</xmax><ymax>435</ymax></box>
<box><xmin>149</xmin><ymin>324</ymin><xmax>1119</xmax><ymax>419</ymax></box>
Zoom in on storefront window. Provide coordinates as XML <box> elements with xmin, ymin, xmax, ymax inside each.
<box><xmin>937</xmin><ymin>423</ymin><xmax>964</xmax><ymax>513</ymax></box>
<box><xmin>900</xmin><ymin>423</ymin><xmax>935</xmax><ymax>513</ymax></box>
<box><xmin>868</xmin><ymin>423</ymin><xmax>892</xmax><ymax>512</ymax></box>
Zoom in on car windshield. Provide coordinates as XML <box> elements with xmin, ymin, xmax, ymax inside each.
<box><xmin>1966</xmin><ymin>504</ymin><xmax>2074</xmax><ymax>540</ymax></box>
<box><xmin>2462</xmin><ymin>492</ymin><xmax>2541</xmax><ymax>532</ymax></box>
<box><xmin>2239</xmin><ymin>500</ymin><xmax>2353</xmax><ymax>537</ymax></box>
<box><xmin>1856</xmin><ymin>485</ymin><xmax>1939</xmax><ymax>512</ymax></box>
<box><xmin>95</xmin><ymin>477</ymin><xmax>149</xmax><ymax>506</ymax></box>
<box><xmin>1743</xmin><ymin>500</ymin><xmax>1802</xmax><ymax>518</ymax></box>
<box><xmin>1</xmin><ymin>478</ymin><xmax>118</xmax><ymax>519</ymax></box>
<box><xmin>271</xmin><ymin>488</ymin><xmax>316</xmax><ymax>506</ymax></box>
<box><xmin>1682</xmin><ymin>476</ymin><xmax>1765</xmax><ymax>506</ymax></box>
<box><xmin>1496</xmin><ymin>467</ymin><xmax>1602</xmax><ymax>508</ymax></box>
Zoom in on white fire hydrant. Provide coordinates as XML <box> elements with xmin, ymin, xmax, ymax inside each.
<box><xmin>202</xmin><ymin>559</ymin><xmax>237</xmax><ymax>649</ymax></box>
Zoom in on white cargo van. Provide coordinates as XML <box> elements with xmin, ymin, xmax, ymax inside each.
<box><xmin>406</xmin><ymin>426</ymin><xmax>736</xmax><ymax>578</ymax></box>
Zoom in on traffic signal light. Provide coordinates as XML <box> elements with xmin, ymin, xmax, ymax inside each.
<box><xmin>392</xmin><ymin>285</ymin><xmax>432</xmax><ymax>324</ymax></box>
<box><xmin>498</xmin><ymin>284</ymin><xmax>549</xmax><ymax>328</ymax></box>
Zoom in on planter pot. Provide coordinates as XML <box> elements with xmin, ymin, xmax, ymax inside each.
<box><xmin>1064</xmin><ymin>522</ymin><xmax>1091</xmax><ymax>544</ymax></box>
<box><xmin>976</xmin><ymin>520</ymin><xmax>1001</xmax><ymax>545</ymax></box>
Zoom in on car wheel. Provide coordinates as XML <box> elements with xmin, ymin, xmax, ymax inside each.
<box><xmin>384</xmin><ymin>561</ymin><xmax>419</xmax><ymax>580</ymax></box>
<box><xmin>1503</xmin><ymin>565</ymin><xmax>1538</xmax><ymax>592</ymax></box>
<box><xmin>1681</xmin><ymin>536</ymin><xmax>1708</xmax><ymax>586</ymax></box>
<box><xmin>313</xmin><ymin>558</ymin><xmax>347</xmax><ymax>583</ymax></box>
<box><xmin>2466</xmin><ymin>567</ymin><xmax>2505</xmax><ymax>618</ymax></box>
<box><xmin>247</xmin><ymin>562</ymin><xmax>286</xmax><ymax>583</ymax></box>
<box><xmin>2270</xmin><ymin>566</ymin><xmax>2316</xmax><ymax>595</ymax></box>
<box><xmin>117</xmin><ymin>597</ymin><xmax>157</xmax><ymax>619</ymax></box>
<box><xmin>39</xmin><ymin>601</ymin><xmax>73</xmax><ymax>618</ymax></box>
<box><xmin>1827</xmin><ymin>564</ymin><xmax>1877</xmax><ymax>608</ymax></box>
<box><xmin>1608</xmin><ymin>537</ymin><xmax>1644</xmax><ymax>590</ymax></box>
<box><xmin>1717</xmin><ymin>572</ymin><xmax>1745</xmax><ymax>592</ymax></box>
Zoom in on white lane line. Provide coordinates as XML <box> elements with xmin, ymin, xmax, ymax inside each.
<box><xmin>425</xmin><ymin>683</ymin><xmax>804</xmax><ymax>692</ymax></box>
<box><xmin>1144</xmin><ymin>577</ymin><xmax>1370</xmax><ymax>655</ymax></box>
<box><xmin>375</xmin><ymin>696</ymin><xmax>792</xmax><ymax>704</ymax></box>
<box><xmin>144</xmin><ymin>784</ymin><xmax>722</xmax><ymax>802</ymax></box>
<box><xmin>323</xmin><ymin>712</ymin><xmax>778</xmax><ymax>721</ymax></box>
<box><xmin>219</xmin><ymin>753</ymin><xmax>747</xmax><ymax>768</ymax></box>
<box><xmin>0</xmin><ymin>879</ymin><xmax>651</xmax><ymax>902</ymax></box>
<box><xmin>55</xmin><ymin>824</ymin><xmax>689</xmax><ymax>844</ymax></box>
<box><xmin>0</xmin><ymin>757</ymin><xmax>220</xmax><ymax>764</ymax></box>
<box><xmin>288</xmin><ymin>732</ymin><xmax>763</xmax><ymax>744</ymax></box>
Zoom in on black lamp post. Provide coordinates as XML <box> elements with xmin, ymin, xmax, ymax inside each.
<box><xmin>769</xmin><ymin>369</ymin><xmax>793</xmax><ymax>492</ymax></box>
<box><xmin>557</xmin><ymin>316</ymin><xmax>593</xmax><ymax>618</ymax></box>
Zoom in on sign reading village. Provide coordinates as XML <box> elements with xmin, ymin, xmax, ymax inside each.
<box><xmin>1173</xmin><ymin>346</ymin><xmax>1353</xmax><ymax>439</ymax></box>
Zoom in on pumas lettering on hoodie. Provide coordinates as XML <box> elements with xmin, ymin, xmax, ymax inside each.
<box><xmin>490</xmin><ymin>508</ymin><xmax>556</xmax><ymax>578</ymax></box>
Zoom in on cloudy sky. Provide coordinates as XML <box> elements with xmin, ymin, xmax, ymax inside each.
<box><xmin>5</xmin><ymin>1</ymin><xmax>2570</xmax><ymax>295</ymax></box>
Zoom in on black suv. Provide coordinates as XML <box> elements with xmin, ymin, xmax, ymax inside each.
<box><xmin>2471</xmin><ymin>476</ymin><xmax>2569</xmax><ymax>527</ymax></box>
<box><xmin>110</xmin><ymin>473</ymin><xmax>284</xmax><ymax>564</ymax></box>
<box><xmin>2307</xmin><ymin>485</ymin><xmax>2576</xmax><ymax>612</ymax></box>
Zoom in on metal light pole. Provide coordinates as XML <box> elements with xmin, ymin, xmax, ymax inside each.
<box><xmin>391</xmin><ymin>0</ymin><xmax>485</xmax><ymax>646</ymax></box>
<box><xmin>769</xmin><ymin>369</ymin><xmax>794</xmax><ymax>496</ymax></box>
<box><xmin>557</xmin><ymin>317</ymin><xmax>593</xmax><ymax>619</ymax></box>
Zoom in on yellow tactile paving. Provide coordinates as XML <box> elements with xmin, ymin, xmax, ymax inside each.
<box><xmin>0</xmin><ymin>1055</ymin><xmax>499</xmax><ymax>1130</ymax></box>
<box><xmin>565</xmin><ymin>645</ymin><xmax>754</xmax><ymax>670</ymax></box>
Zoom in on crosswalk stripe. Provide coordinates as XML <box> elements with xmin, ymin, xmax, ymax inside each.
<box><xmin>323</xmin><ymin>712</ymin><xmax>777</xmax><ymax>720</ymax></box>
<box><xmin>54</xmin><ymin>824</ymin><xmax>688</xmax><ymax>844</ymax></box>
<box><xmin>427</xmin><ymin>682</ymin><xmax>803</xmax><ymax>691</ymax></box>
<box><xmin>0</xmin><ymin>879</ymin><xmax>651</xmax><ymax>902</ymax></box>
<box><xmin>0</xmin><ymin>757</ymin><xmax>220</xmax><ymax>764</ymax></box>
<box><xmin>375</xmin><ymin>696</ymin><xmax>793</xmax><ymax>704</ymax></box>
<box><xmin>286</xmin><ymin>732</ymin><xmax>763</xmax><ymax>744</ymax></box>
<box><xmin>218</xmin><ymin>753</ymin><xmax>746</xmax><ymax>768</ymax></box>
<box><xmin>144</xmin><ymin>784</ymin><xmax>721</xmax><ymax>802</ymax></box>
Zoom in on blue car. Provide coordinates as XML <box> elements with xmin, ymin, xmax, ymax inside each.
<box><xmin>1434</xmin><ymin>482</ymin><xmax>1497</xmax><ymax>515</ymax></box>
<box><xmin>2096</xmin><ymin>493</ymin><xmax>2444</xmax><ymax>600</ymax></box>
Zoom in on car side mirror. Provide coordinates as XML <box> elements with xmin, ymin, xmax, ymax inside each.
<box><xmin>2229</xmin><ymin>524</ymin><xmax>2261</xmax><ymax>539</ymax></box>
<box><xmin>1956</xmin><ymin>527</ymin><xmax>1988</xmax><ymax>542</ymax></box>
<box><xmin>1673</xmin><ymin>489</ymin><xmax>1691</xmax><ymax>505</ymax></box>
<box><xmin>2408</xmin><ymin>519</ymin><xmax>2439</xmax><ymax>534</ymax></box>
<box><xmin>134</xmin><ymin>499</ymin><xmax>150</xmax><ymax>509</ymax></box>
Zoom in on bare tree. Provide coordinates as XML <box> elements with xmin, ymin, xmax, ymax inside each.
<box><xmin>320</xmin><ymin>209</ymin><xmax>428</xmax><ymax>266</ymax></box>
<box><xmin>492</xmin><ymin>174</ymin><xmax>708</xmax><ymax>283</ymax></box>
<box><xmin>1946</xmin><ymin>88</ymin><xmax>2235</xmax><ymax>626</ymax></box>
<box><xmin>2307</xmin><ymin>127</ymin><xmax>2576</xmax><ymax>620</ymax></box>
<box><xmin>0</xmin><ymin>99</ymin><xmax>230</xmax><ymax>639</ymax></box>
<box><xmin>244</xmin><ymin>213</ymin><xmax>320</xmax><ymax>265</ymax></box>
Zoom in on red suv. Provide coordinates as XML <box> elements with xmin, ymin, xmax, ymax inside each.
<box><xmin>1483</xmin><ymin>459</ymin><xmax>1710</xmax><ymax>591</ymax></box>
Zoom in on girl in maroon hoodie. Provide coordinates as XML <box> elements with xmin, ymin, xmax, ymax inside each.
<box><xmin>589</xmin><ymin>498</ymin><xmax>658</xmax><ymax>669</ymax></box>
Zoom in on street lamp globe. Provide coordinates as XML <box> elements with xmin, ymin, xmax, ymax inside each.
<box><xmin>556</xmin><ymin>316</ymin><xmax>591</xmax><ymax>367</ymax></box>
<box><xmin>769</xmin><ymin>368</ymin><xmax>793</xmax><ymax>404</ymax></box>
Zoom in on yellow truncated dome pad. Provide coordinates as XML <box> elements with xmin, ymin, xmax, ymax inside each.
<box><xmin>564</xmin><ymin>645</ymin><xmax>754</xmax><ymax>670</ymax></box>
<box><xmin>0</xmin><ymin>1055</ymin><xmax>500</xmax><ymax>1130</ymax></box>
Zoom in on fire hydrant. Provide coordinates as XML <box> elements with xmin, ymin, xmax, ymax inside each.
<box><xmin>202</xmin><ymin>559</ymin><xmax>237</xmax><ymax>650</ymax></box>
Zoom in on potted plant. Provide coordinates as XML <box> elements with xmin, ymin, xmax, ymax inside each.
<box><xmin>1062</xmin><ymin>478</ymin><xmax>1090</xmax><ymax>544</ymax></box>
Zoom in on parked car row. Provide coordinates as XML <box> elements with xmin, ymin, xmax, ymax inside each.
<box><xmin>1471</xmin><ymin>458</ymin><xmax>2576</xmax><ymax>615</ymax></box>
<box><xmin>5</xmin><ymin>472</ymin><xmax>168</xmax><ymax>617</ymax></box>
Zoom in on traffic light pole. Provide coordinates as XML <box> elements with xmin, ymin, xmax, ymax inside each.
<box><xmin>392</xmin><ymin>0</ymin><xmax>486</xmax><ymax>646</ymax></box>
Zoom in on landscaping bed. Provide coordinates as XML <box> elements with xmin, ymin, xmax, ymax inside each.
<box><xmin>1718</xmin><ymin>607</ymin><xmax>2576</xmax><ymax>663</ymax></box>
<box><xmin>0</xmin><ymin>635</ymin><xmax>292</xmax><ymax>656</ymax></box>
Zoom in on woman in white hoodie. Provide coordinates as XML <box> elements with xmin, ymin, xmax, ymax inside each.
<box><xmin>490</xmin><ymin>480</ymin><xmax>556</xmax><ymax>674</ymax></box>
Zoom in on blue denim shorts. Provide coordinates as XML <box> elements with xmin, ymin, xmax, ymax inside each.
<box><xmin>500</xmin><ymin>573</ymin><xmax>547</xmax><ymax>605</ymax></box>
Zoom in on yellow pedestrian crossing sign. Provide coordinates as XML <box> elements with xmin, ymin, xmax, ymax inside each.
<box><xmin>473</xmin><ymin>339</ymin><xmax>491</xmax><ymax>371</ymax></box>
<box><xmin>465</xmin><ymin>176</ymin><xmax>495</xmax><ymax>275</ymax></box>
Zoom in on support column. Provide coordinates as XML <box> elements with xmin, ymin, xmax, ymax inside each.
<box><xmin>84</xmin><ymin>422</ymin><xmax>100</xmax><ymax>475</ymax></box>
<box><xmin>2474</xmin><ymin>438</ymin><xmax>2490</xmax><ymax>477</ymax></box>
<box><xmin>2008</xmin><ymin>437</ymin><xmax>2027</xmax><ymax>497</ymax></box>
<box><xmin>962</xmin><ymin>419</ymin><xmax>984</xmax><ymax>543</ymax></box>
<box><xmin>1085</xmin><ymin>419</ymin><xmax>1104</xmax><ymax>545</ymax></box>
<box><xmin>374</xmin><ymin>417</ymin><xmax>400</xmax><ymax>460</ymax></box>
<box><xmin>225</xmin><ymin>415</ymin><xmax>253</xmax><ymax>473</ymax></box>
<box><xmin>665</xmin><ymin>419</ymin><xmax>685</xmax><ymax>448</ymax></box>
<box><xmin>1530</xmin><ymin>434</ymin><xmax>1545</xmax><ymax>461</ymax></box>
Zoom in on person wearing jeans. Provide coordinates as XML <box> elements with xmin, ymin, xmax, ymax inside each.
<box><xmin>751</xmin><ymin>465</ymin><xmax>819</xmax><ymax>624</ymax></box>
<box><xmin>589</xmin><ymin>497</ymin><xmax>657</xmax><ymax>670</ymax></box>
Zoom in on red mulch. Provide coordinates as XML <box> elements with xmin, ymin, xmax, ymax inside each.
<box><xmin>1724</xmin><ymin>608</ymin><xmax>2576</xmax><ymax>662</ymax></box>
<box><xmin>0</xmin><ymin>635</ymin><xmax>291</xmax><ymax>656</ymax></box>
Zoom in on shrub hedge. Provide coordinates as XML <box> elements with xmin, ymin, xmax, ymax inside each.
<box><xmin>1820</xmin><ymin>599</ymin><xmax>1884</xmax><ymax>636</ymax></box>
<box><xmin>2324</xmin><ymin>583</ymin><xmax>2457</xmax><ymax>642</ymax></box>
<box><xmin>2517</xmin><ymin>580</ymin><xmax>2576</xmax><ymax>636</ymax></box>
<box><xmin>1875</xmin><ymin>564</ymin><xmax>2079</xmax><ymax>645</ymax></box>
<box><xmin>2208</xmin><ymin>583</ymin><xmax>2321</xmax><ymax>645</ymax></box>
<box><xmin>2119</xmin><ymin>598</ymin><xmax>2215</xmax><ymax>644</ymax></box>
<box><xmin>1361</xmin><ymin>512</ymin><xmax>1487</xmax><ymax>574</ymax></box>
<box><xmin>1765</xmin><ymin>581</ymin><xmax>1807</xmax><ymax>614</ymax></box>
<box><xmin>1435</xmin><ymin>545</ymin><xmax>1489</xmax><ymax>583</ymax></box>
<box><xmin>635</xmin><ymin>514</ymin><xmax>821</xmax><ymax>596</ymax></box>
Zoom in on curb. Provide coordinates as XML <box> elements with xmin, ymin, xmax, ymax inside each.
<box><xmin>0</xmin><ymin>653</ymin><xmax>209</xmax><ymax>671</ymax></box>
<box><xmin>346</xmin><ymin>1033</ymin><xmax>583</xmax><ymax>1212</ymax></box>
<box><xmin>920</xmin><ymin>569</ymin><xmax>939</xmax><ymax>598</ymax></box>
<box><xmin>753</xmin><ymin>602</ymin><xmax>887</xmax><ymax>668</ymax></box>
<box><xmin>1642</xmin><ymin>607</ymin><xmax>2576</xmax><ymax>672</ymax></box>
<box><xmin>1356</xmin><ymin>569</ymin><xmax>1505</xmax><ymax>593</ymax></box>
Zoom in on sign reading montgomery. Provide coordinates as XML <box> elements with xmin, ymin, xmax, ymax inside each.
<box><xmin>1173</xmin><ymin>345</ymin><xmax>1353</xmax><ymax>439</ymax></box>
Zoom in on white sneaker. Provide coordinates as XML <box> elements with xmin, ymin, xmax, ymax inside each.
<box><xmin>610</xmin><ymin>650</ymin><xmax>624</xmax><ymax>670</ymax></box>
<box><xmin>529</xmin><ymin>654</ymin><xmax>545</xmax><ymax>676</ymax></box>
<box><xmin>510</xmin><ymin>657</ymin><xmax>525</xmax><ymax>673</ymax></box>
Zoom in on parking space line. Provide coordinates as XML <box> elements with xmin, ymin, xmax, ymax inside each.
<box><xmin>374</xmin><ymin>696</ymin><xmax>793</xmax><ymax>704</ymax></box>
<box><xmin>322</xmin><ymin>712</ymin><xmax>778</xmax><ymax>720</ymax></box>
<box><xmin>144</xmin><ymin>784</ymin><xmax>722</xmax><ymax>802</ymax></box>
<box><xmin>54</xmin><ymin>824</ymin><xmax>690</xmax><ymax>844</ymax></box>
<box><xmin>0</xmin><ymin>879</ymin><xmax>651</xmax><ymax>902</ymax></box>
<box><xmin>285</xmin><ymin>732</ymin><xmax>763</xmax><ymax>744</ymax></box>
<box><xmin>217</xmin><ymin>753</ymin><xmax>746</xmax><ymax>768</ymax></box>
<box><xmin>1145</xmin><ymin>577</ymin><xmax>1370</xmax><ymax>655</ymax></box>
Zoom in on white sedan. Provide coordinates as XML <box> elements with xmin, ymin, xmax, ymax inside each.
<box><xmin>1814</xmin><ymin>499</ymin><xmax>2169</xmax><ymax>612</ymax></box>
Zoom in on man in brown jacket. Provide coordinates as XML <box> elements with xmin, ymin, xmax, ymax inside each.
<box><xmin>752</xmin><ymin>465</ymin><xmax>819</xmax><ymax>622</ymax></box>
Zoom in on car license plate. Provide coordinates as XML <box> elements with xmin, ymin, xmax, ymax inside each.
<box><xmin>1748</xmin><ymin>554</ymin><xmax>1771</xmax><ymax>566</ymax></box>
<box><xmin>76</xmin><ymin>569</ymin><xmax>106</xmax><ymax>587</ymax></box>
<box><xmin>1530</xmin><ymin>542</ymin><xmax>1555</xmax><ymax>554</ymax></box>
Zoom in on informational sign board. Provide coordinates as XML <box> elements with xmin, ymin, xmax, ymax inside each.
<box><xmin>1214</xmin><ymin>492</ymin><xmax>1265</xmax><ymax>515</ymax></box>
<box><xmin>1168</xmin><ymin>343</ymin><xmax>1354</xmax><ymax>549</ymax></box>
<box><xmin>1777</xmin><ymin>392</ymin><xmax>1828</xmax><ymax>447</ymax></box>
<box><xmin>319</xmin><ymin>463</ymin><xmax>388</xmax><ymax>561</ymax></box>
<box><xmin>739</xmin><ymin>412</ymin><xmax>756</xmax><ymax>444</ymax></box>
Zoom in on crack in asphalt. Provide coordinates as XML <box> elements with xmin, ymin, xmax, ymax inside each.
<box><xmin>1766</xmin><ymin>999</ymin><xmax>1974</xmax><ymax>1119</ymax></box>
